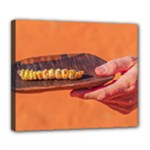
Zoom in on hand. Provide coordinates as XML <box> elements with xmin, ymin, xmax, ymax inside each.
<box><xmin>70</xmin><ymin>56</ymin><xmax>138</xmax><ymax>114</ymax></box>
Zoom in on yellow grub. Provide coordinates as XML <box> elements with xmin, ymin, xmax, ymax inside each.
<box><xmin>24</xmin><ymin>69</ymin><xmax>29</xmax><ymax>80</ymax></box>
<box><xmin>55</xmin><ymin>68</ymin><xmax>62</xmax><ymax>79</ymax></box>
<box><xmin>48</xmin><ymin>69</ymin><xmax>55</xmax><ymax>79</ymax></box>
<box><xmin>18</xmin><ymin>69</ymin><xmax>25</xmax><ymax>80</ymax></box>
<box><xmin>42</xmin><ymin>69</ymin><xmax>49</xmax><ymax>80</ymax></box>
<box><xmin>28</xmin><ymin>70</ymin><xmax>33</xmax><ymax>80</ymax></box>
<box><xmin>17</xmin><ymin>68</ymin><xmax>84</xmax><ymax>80</ymax></box>
<box><xmin>36</xmin><ymin>71</ymin><xmax>43</xmax><ymax>80</ymax></box>
<box><xmin>33</xmin><ymin>71</ymin><xmax>37</xmax><ymax>80</ymax></box>
<box><xmin>61</xmin><ymin>69</ymin><xmax>69</xmax><ymax>79</ymax></box>
<box><xmin>75</xmin><ymin>71</ymin><xmax>84</xmax><ymax>79</ymax></box>
<box><xmin>68</xmin><ymin>69</ymin><xmax>76</xmax><ymax>80</ymax></box>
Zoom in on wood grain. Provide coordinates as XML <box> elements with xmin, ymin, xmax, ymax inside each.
<box><xmin>12</xmin><ymin>53</ymin><xmax>114</xmax><ymax>92</ymax></box>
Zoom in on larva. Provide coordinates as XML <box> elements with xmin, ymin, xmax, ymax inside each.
<box><xmin>17</xmin><ymin>68</ymin><xmax>84</xmax><ymax>80</ymax></box>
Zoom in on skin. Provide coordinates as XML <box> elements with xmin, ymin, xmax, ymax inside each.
<box><xmin>70</xmin><ymin>56</ymin><xmax>138</xmax><ymax>114</ymax></box>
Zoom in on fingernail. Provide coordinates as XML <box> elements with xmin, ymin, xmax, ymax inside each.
<box><xmin>96</xmin><ymin>66</ymin><xmax>106</xmax><ymax>74</ymax></box>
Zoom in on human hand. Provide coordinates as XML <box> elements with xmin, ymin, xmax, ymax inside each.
<box><xmin>70</xmin><ymin>56</ymin><xmax>138</xmax><ymax>114</ymax></box>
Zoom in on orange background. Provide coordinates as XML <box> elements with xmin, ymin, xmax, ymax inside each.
<box><xmin>15</xmin><ymin>20</ymin><xmax>138</xmax><ymax>131</ymax></box>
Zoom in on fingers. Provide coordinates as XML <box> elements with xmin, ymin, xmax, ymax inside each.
<box><xmin>101</xmin><ymin>93</ymin><xmax>138</xmax><ymax>114</ymax></box>
<box><xmin>78</xmin><ymin>64</ymin><xmax>137</xmax><ymax>101</ymax></box>
<box><xmin>71</xmin><ymin>80</ymin><xmax>121</xmax><ymax>101</ymax></box>
<box><xmin>84</xmin><ymin>80</ymin><xmax>122</xmax><ymax>100</ymax></box>
<box><xmin>70</xmin><ymin>80</ymin><xmax>116</xmax><ymax>99</ymax></box>
<box><xmin>95</xmin><ymin>56</ymin><xmax>137</xmax><ymax>76</ymax></box>
<box><xmin>71</xmin><ymin>63</ymin><xmax>138</xmax><ymax>102</ymax></box>
<box><xmin>101</xmin><ymin>101</ymin><xmax>138</xmax><ymax>114</ymax></box>
<box><xmin>101</xmin><ymin>92</ymin><xmax>138</xmax><ymax>106</ymax></box>
<box><xmin>70</xmin><ymin>85</ymin><xmax>106</xmax><ymax>99</ymax></box>
<box><xmin>117</xmin><ymin>63</ymin><xmax>138</xmax><ymax>94</ymax></box>
<box><xmin>70</xmin><ymin>88</ymin><xmax>91</xmax><ymax>99</ymax></box>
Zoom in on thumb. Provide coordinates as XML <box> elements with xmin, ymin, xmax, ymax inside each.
<box><xmin>95</xmin><ymin>56</ymin><xmax>137</xmax><ymax>76</ymax></box>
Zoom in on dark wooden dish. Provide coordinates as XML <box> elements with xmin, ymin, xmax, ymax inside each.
<box><xmin>12</xmin><ymin>53</ymin><xmax>114</xmax><ymax>92</ymax></box>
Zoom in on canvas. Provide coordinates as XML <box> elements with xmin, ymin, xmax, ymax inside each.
<box><xmin>11</xmin><ymin>20</ymin><xmax>138</xmax><ymax>131</ymax></box>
